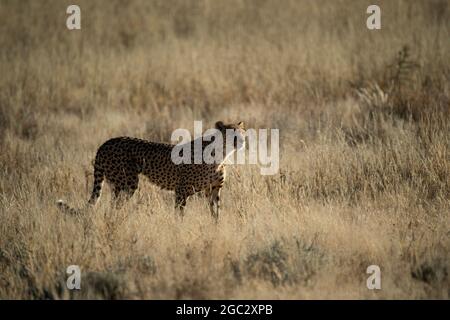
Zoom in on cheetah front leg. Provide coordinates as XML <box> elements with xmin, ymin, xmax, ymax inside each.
<box><xmin>175</xmin><ymin>187</ymin><xmax>190</xmax><ymax>217</ymax></box>
<box><xmin>209</xmin><ymin>186</ymin><xmax>222</xmax><ymax>222</ymax></box>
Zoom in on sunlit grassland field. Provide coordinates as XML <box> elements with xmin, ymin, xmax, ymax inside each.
<box><xmin>0</xmin><ymin>0</ymin><xmax>449</xmax><ymax>299</ymax></box>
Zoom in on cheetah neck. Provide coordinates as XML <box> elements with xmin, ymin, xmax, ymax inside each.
<box><xmin>222</xmin><ymin>147</ymin><xmax>237</xmax><ymax>164</ymax></box>
<box><xmin>221</xmin><ymin>142</ymin><xmax>245</xmax><ymax>165</ymax></box>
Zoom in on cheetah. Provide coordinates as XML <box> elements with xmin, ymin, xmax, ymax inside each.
<box><xmin>57</xmin><ymin>121</ymin><xmax>246</xmax><ymax>220</ymax></box>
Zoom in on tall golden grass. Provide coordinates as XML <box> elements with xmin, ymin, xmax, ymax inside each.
<box><xmin>0</xmin><ymin>0</ymin><xmax>449</xmax><ymax>299</ymax></box>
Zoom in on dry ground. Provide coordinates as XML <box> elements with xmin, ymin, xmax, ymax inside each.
<box><xmin>0</xmin><ymin>0</ymin><xmax>449</xmax><ymax>299</ymax></box>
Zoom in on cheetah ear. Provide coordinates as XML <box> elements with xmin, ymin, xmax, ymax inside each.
<box><xmin>237</xmin><ymin>121</ymin><xmax>245</xmax><ymax>129</ymax></box>
<box><xmin>215</xmin><ymin>121</ymin><xmax>225</xmax><ymax>130</ymax></box>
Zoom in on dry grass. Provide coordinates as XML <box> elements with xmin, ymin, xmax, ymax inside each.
<box><xmin>0</xmin><ymin>0</ymin><xmax>449</xmax><ymax>299</ymax></box>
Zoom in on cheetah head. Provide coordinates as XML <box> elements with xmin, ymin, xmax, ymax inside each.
<box><xmin>215</xmin><ymin>121</ymin><xmax>246</xmax><ymax>152</ymax></box>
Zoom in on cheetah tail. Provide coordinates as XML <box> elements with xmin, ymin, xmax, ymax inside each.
<box><xmin>56</xmin><ymin>199</ymin><xmax>81</xmax><ymax>216</ymax></box>
<box><xmin>56</xmin><ymin>167</ymin><xmax>104</xmax><ymax>215</ymax></box>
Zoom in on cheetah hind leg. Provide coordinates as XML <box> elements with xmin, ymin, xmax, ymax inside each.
<box><xmin>110</xmin><ymin>177</ymin><xmax>139</xmax><ymax>209</ymax></box>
